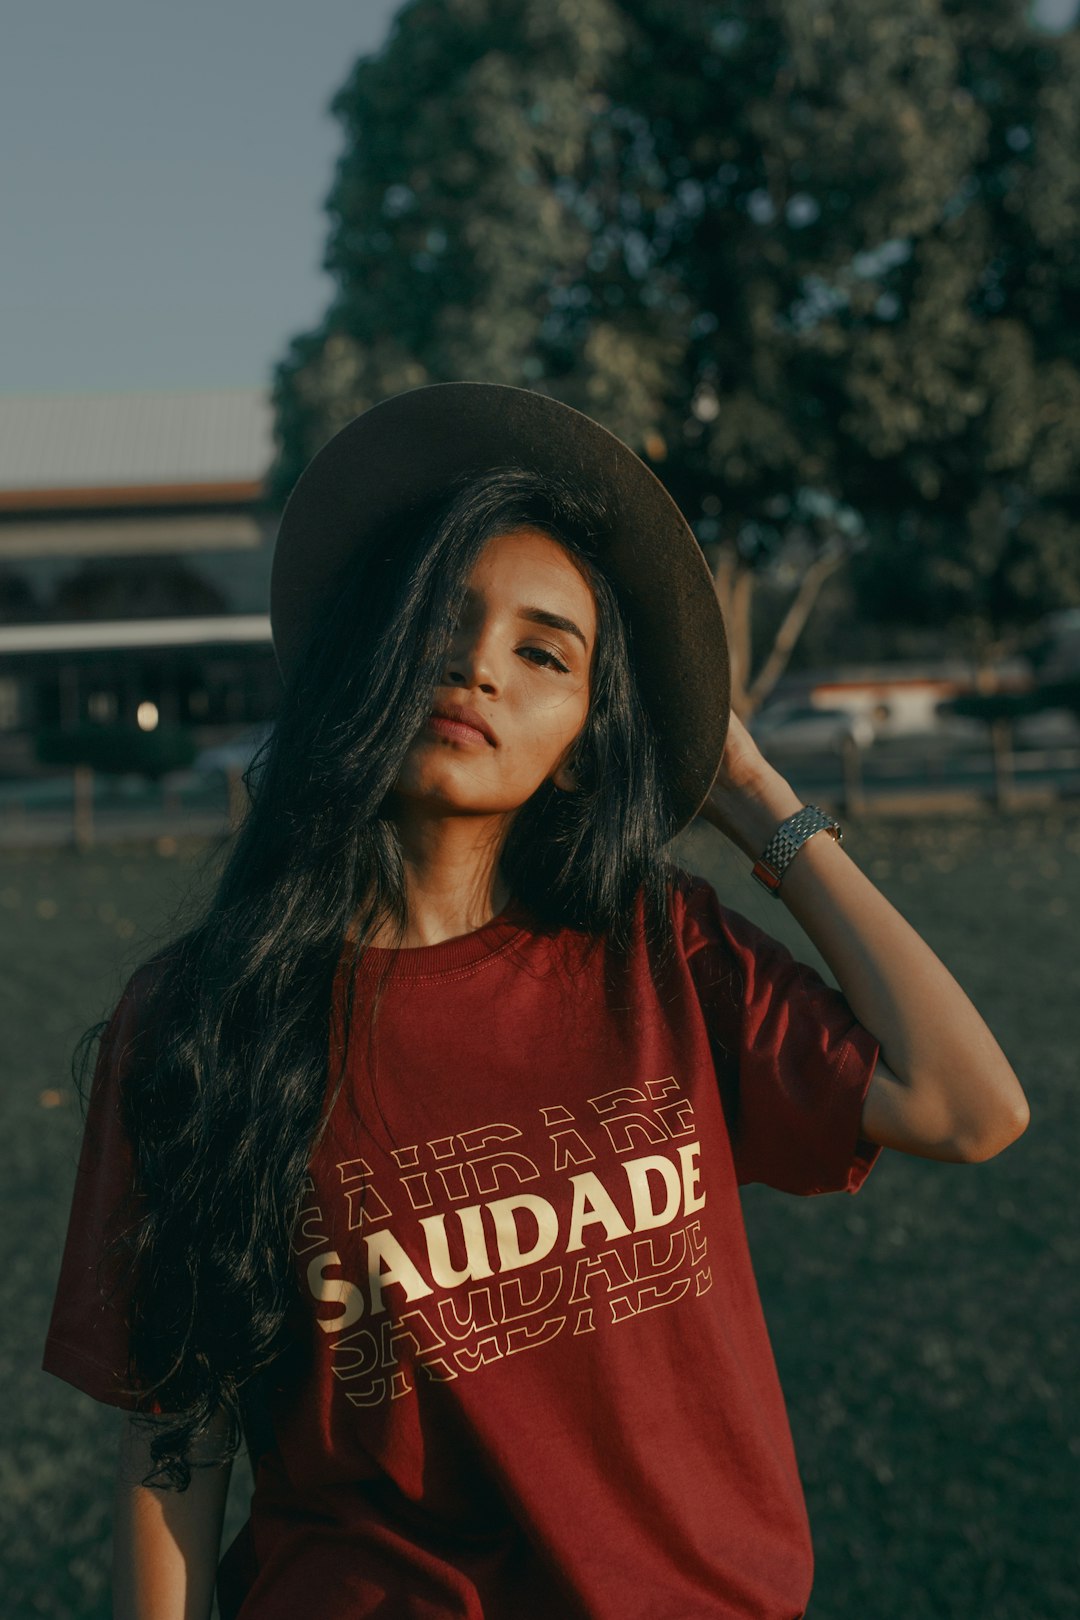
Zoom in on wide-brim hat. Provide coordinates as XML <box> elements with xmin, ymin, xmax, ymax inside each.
<box><xmin>270</xmin><ymin>381</ymin><xmax>730</xmax><ymax>833</ymax></box>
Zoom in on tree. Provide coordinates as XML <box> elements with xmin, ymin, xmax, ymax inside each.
<box><xmin>271</xmin><ymin>0</ymin><xmax>636</xmax><ymax>486</ymax></box>
<box><xmin>272</xmin><ymin>0</ymin><xmax>1080</xmax><ymax>714</ymax></box>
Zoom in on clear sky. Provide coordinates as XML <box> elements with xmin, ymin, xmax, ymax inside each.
<box><xmin>4</xmin><ymin>0</ymin><xmax>1076</xmax><ymax>401</ymax></box>
<box><xmin>2</xmin><ymin>0</ymin><xmax>401</xmax><ymax>397</ymax></box>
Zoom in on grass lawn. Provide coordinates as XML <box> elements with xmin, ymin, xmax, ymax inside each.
<box><xmin>3</xmin><ymin>810</ymin><xmax>1075</xmax><ymax>1619</ymax></box>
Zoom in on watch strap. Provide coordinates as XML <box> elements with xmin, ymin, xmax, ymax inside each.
<box><xmin>750</xmin><ymin>804</ymin><xmax>843</xmax><ymax>897</ymax></box>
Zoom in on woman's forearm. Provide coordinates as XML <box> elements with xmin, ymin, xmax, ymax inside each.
<box><xmin>702</xmin><ymin>761</ymin><xmax>1029</xmax><ymax>1161</ymax></box>
<box><xmin>112</xmin><ymin>1407</ymin><xmax>234</xmax><ymax>1620</ymax></box>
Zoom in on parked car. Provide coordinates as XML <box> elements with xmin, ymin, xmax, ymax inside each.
<box><xmin>192</xmin><ymin>723</ymin><xmax>274</xmax><ymax>779</ymax></box>
<box><xmin>748</xmin><ymin>703</ymin><xmax>877</xmax><ymax>753</ymax></box>
<box><xmin>1012</xmin><ymin>707</ymin><xmax>1080</xmax><ymax>746</ymax></box>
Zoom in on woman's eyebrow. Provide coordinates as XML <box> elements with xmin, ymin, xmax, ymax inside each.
<box><xmin>517</xmin><ymin>605</ymin><xmax>588</xmax><ymax>649</ymax></box>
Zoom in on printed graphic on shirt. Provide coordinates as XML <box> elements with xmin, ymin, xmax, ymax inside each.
<box><xmin>292</xmin><ymin>1076</ymin><xmax>710</xmax><ymax>1408</ymax></box>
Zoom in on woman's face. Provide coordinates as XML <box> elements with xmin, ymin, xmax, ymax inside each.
<box><xmin>390</xmin><ymin>526</ymin><xmax>597</xmax><ymax>816</ymax></box>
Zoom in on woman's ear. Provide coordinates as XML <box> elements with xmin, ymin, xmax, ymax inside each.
<box><xmin>552</xmin><ymin>747</ymin><xmax>579</xmax><ymax>793</ymax></box>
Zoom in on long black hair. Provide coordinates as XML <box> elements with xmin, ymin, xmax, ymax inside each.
<box><xmin>85</xmin><ymin>464</ymin><xmax>680</xmax><ymax>1488</ymax></box>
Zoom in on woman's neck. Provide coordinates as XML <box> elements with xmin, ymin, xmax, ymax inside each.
<box><xmin>364</xmin><ymin>803</ymin><xmax>513</xmax><ymax>948</ymax></box>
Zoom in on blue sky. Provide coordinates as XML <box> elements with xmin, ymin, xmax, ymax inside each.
<box><xmin>2</xmin><ymin>0</ymin><xmax>400</xmax><ymax>397</ymax></box>
<box><xmin>4</xmin><ymin>0</ymin><xmax>1075</xmax><ymax>400</ymax></box>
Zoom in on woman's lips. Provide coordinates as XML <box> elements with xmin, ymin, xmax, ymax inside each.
<box><xmin>425</xmin><ymin>713</ymin><xmax>494</xmax><ymax>746</ymax></box>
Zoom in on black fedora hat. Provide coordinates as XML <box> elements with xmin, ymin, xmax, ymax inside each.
<box><xmin>270</xmin><ymin>381</ymin><xmax>730</xmax><ymax>833</ymax></box>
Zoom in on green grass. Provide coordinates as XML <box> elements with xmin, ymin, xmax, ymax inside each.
<box><xmin>3</xmin><ymin>812</ymin><xmax>1075</xmax><ymax>1619</ymax></box>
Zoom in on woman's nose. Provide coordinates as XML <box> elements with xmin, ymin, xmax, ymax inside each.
<box><xmin>444</xmin><ymin>631</ymin><xmax>499</xmax><ymax>693</ymax></box>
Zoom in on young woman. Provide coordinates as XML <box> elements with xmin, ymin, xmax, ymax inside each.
<box><xmin>42</xmin><ymin>384</ymin><xmax>1029</xmax><ymax>1620</ymax></box>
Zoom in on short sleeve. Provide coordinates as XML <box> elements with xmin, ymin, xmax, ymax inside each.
<box><xmin>41</xmin><ymin>964</ymin><xmax>164</xmax><ymax>1411</ymax></box>
<box><xmin>678</xmin><ymin>874</ymin><xmax>884</xmax><ymax>1196</ymax></box>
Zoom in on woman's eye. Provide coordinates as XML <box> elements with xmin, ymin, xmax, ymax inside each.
<box><xmin>520</xmin><ymin>645</ymin><xmax>569</xmax><ymax>673</ymax></box>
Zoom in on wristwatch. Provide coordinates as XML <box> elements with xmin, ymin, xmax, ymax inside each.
<box><xmin>750</xmin><ymin>804</ymin><xmax>843</xmax><ymax>897</ymax></box>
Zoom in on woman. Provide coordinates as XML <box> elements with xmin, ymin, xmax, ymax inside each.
<box><xmin>42</xmin><ymin>384</ymin><xmax>1029</xmax><ymax>1620</ymax></box>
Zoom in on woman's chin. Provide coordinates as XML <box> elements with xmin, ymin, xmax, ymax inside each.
<box><xmin>386</xmin><ymin>776</ymin><xmax>526</xmax><ymax>818</ymax></box>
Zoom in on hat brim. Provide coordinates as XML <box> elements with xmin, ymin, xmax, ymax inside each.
<box><xmin>270</xmin><ymin>381</ymin><xmax>730</xmax><ymax>832</ymax></box>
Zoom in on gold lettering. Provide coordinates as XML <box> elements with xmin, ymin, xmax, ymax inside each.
<box><xmin>487</xmin><ymin>1193</ymin><xmax>559</xmax><ymax>1271</ymax></box>
<box><xmin>566</xmin><ymin>1171</ymin><xmax>632</xmax><ymax>1251</ymax></box>
<box><xmin>418</xmin><ymin>1205</ymin><xmax>494</xmax><ymax>1288</ymax></box>
<box><xmin>307</xmin><ymin>1251</ymin><xmax>364</xmax><ymax>1333</ymax></box>
<box><xmin>677</xmin><ymin>1142</ymin><xmax>706</xmax><ymax>1214</ymax></box>
<box><xmin>623</xmin><ymin>1154</ymin><xmax>682</xmax><ymax>1231</ymax></box>
<box><xmin>364</xmin><ymin>1230</ymin><xmax>434</xmax><ymax>1314</ymax></box>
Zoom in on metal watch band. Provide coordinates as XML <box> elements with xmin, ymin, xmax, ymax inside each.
<box><xmin>750</xmin><ymin>804</ymin><xmax>844</xmax><ymax>897</ymax></box>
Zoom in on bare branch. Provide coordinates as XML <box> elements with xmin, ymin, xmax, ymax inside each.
<box><xmin>745</xmin><ymin>544</ymin><xmax>849</xmax><ymax>713</ymax></box>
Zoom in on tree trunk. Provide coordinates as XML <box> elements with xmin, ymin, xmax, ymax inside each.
<box><xmin>711</xmin><ymin>536</ymin><xmax>849</xmax><ymax>719</ymax></box>
<box><xmin>744</xmin><ymin>546</ymin><xmax>848</xmax><ymax>713</ymax></box>
<box><xmin>711</xmin><ymin>543</ymin><xmax>751</xmax><ymax>713</ymax></box>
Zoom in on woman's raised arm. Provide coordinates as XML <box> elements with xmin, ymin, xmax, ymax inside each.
<box><xmin>702</xmin><ymin>712</ymin><xmax>1030</xmax><ymax>1162</ymax></box>
<box><xmin>112</xmin><ymin>1405</ymin><xmax>234</xmax><ymax>1620</ymax></box>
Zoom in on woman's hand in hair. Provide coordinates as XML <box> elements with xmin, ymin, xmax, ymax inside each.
<box><xmin>698</xmin><ymin>709</ymin><xmax>804</xmax><ymax>860</ymax></box>
<box><xmin>711</xmin><ymin>708</ymin><xmax>772</xmax><ymax>795</ymax></box>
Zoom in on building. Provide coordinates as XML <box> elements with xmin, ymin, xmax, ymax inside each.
<box><xmin>0</xmin><ymin>388</ymin><xmax>281</xmax><ymax>773</ymax></box>
<box><xmin>761</xmin><ymin>656</ymin><xmax>1034</xmax><ymax>737</ymax></box>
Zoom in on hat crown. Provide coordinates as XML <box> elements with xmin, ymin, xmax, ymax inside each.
<box><xmin>270</xmin><ymin>382</ymin><xmax>730</xmax><ymax>832</ymax></box>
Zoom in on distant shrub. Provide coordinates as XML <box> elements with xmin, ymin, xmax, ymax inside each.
<box><xmin>1026</xmin><ymin>676</ymin><xmax>1080</xmax><ymax>718</ymax></box>
<box><xmin>35</xmin><ymin>723</ymin><xmax>197</xmax><ymax>781</ymax></box>
<box><xmin>938</xmin><ymin>675</ymin><xmax>1080</xmax><ymax>726</ymax></box>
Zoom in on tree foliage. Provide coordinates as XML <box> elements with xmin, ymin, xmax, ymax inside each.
<box><xmin>272</xmin><ymin>0</ymin><xmax>1080</xmax><ymax>707</ymax></box>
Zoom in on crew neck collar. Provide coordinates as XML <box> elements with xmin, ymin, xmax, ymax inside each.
<box><xmin>348</xmin><ymin>893</ymin><xmax>538</xmax><ymax>981</ymax></box>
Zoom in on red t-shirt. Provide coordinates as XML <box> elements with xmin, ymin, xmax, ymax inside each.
<box><xmin>43</xmin><ymin>871</ymin><xmax>883</xmax><ymax>1620</ymax></box>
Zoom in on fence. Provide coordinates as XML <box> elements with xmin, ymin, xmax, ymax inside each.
<box><xmin>1</xmin><ymin>727</ymin><xmax>1079</xmax><ymax>850</ymax></box>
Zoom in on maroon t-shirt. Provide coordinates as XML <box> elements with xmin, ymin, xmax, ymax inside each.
<box><xmin>43</xmin><ymin>872</ymin><xmax>883</xmax><ymax>1619</ymax></box>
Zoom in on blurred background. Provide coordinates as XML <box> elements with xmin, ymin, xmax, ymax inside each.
<box><xmin>3</xmin><ymin>1</ymin><xmax>1077</xmax><ymax>1616</ymax></box>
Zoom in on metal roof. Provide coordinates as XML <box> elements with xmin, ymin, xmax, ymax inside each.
<box><xmin>0</xmin><ymin>388</ymin><xmax>275</xmax><ymax>492</ymax></box>
<box><xmin>0</xmin><ymin>616</ymin><xmax>272</xmax><ymax>654</ymax></box>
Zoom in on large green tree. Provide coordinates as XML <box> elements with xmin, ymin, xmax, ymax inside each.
<box><xmin>272</xmin><ymin>0</ymin><xmax>1080</xmax><ymax>711</ymax></box>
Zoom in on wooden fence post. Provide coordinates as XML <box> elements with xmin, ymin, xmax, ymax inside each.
<box><xmin>226</xmin><ymin>765</ymin><xmax>248</xmax><ymax>832</ymax></box>
<box><xmin>73</xmin><ymin>765</ymin><xmax>94</xmax><ymax>851</ymax></box>
<box><xmin>991</xmin><ymin>717</ymin><xmax>1014</xmax><ymax>811</ymax></box>
<box><xmin>840</xmin><ymin>733</ymin><xmax>865</xmax><ymax>817</ymax></box>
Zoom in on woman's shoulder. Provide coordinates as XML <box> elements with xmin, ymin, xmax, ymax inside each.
<box><xmin>661</xmin><ymin>861</ymin><xmax>722</xmax><ymax>936</ymax></box>
<box><xmin>660</xmin><ymin>863</ymin><xmax>774</xmax><ymax>970</ymax></box>
<box><xmin>101</xmin><ymin>943</ymin><xmax>184</xmax><ymax>1055</ymax></box>
<box><xmin>663</xmin><ymin>862</ymin><xmax>712</xmax><ymax>902</ymax></box>
<box><xmin>121</xmin><ymin>942</ymin><xmax>179</xmax><ymax>1004</ymax></box>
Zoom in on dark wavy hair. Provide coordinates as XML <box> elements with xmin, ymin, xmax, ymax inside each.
<box><xmin>81</xmin><ymin>464</ymin><xmax>681</xmax><ymax>1489</ymax></box>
